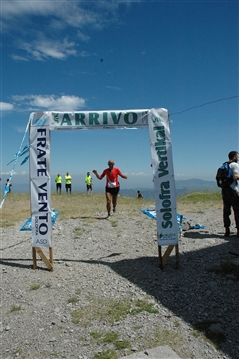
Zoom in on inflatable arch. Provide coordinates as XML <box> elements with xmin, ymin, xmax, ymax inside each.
<box><xmin>29</xmin><ymin>108</ymin><xmax>178</xmax><ymax>269</ymax></box>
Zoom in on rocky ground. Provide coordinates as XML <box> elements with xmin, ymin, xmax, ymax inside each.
<box><xmin>1</xmin><ymin>206</ymin><xmax>239</xmax><ymax>359</ymax></box>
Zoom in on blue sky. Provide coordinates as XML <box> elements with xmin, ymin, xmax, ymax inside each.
<box><xmin>0</xmin><ymin>0</ymin><xmax>238</xmax><ymax>193</ymax></box>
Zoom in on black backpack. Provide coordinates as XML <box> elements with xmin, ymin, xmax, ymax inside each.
<box><xmin>216</xmin><ymin>162</ymin><xmax>233</xmax><ymax>188</ymax></box>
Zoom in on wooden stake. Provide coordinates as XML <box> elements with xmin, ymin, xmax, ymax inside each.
<box><xmin>32</xmin><ymin>247</ymin><xmax>37</xmax><ymax>270</ymax></box>
<box><xmin>158</xmin><ymin>244</ymin><xmax>179</xmax><ymax>270</ymax></box>
<box><xmin>175</xmin><ymin>244</ymin><xmax>179</xmax><ymax>269</ymax></box>
<box><xmin>32</xmin><ymin>247</ymin><xmax>54</xmax><ymax>271</ymax></box>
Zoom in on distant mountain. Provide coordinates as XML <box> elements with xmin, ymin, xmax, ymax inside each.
<box><xmin>176</xmin><ymin>178</ymin><xmax>217</xmax><ymax>190</ymax></box>
<box><xmin>120</xmin><ymin>179</ymin><xmax>219</xmax><ymax>200</ymax></box>
<box><xmin>6</xmin><ymin>178</ymin><xmax>219</xmax><ymax>199</ymax></box>
<box><xmin>175</xmin><ymin>178</ymin><xmax>218</xmax><ymax>197</ymax></box>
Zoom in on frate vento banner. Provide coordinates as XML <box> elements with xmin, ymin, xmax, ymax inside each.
<box><xmin>29</xmin><ymin>112</ymin><xmax>52</xmax><ymax>247</ymax></box>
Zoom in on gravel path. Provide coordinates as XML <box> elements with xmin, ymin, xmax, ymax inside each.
<box><xmin>1</xmin><ymin>207</ymin><xmax>239</xmax><ymax>359</ymax></box>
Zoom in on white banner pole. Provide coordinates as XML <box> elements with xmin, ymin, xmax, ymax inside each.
<box><xmin>148</xmin><ymin>108</ymin><xmax>178</xmax><ymax>246</ymax></box>
<box><xmin>29</xmin><ymin>112</ymin><xmax>52</xmax><ymax>248</ymax></box>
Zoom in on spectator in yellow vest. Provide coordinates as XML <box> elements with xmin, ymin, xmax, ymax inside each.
<box><xmin>85</xmin><ymin>172</ymin><xmax>93</xmax><ymax>194</ymax></box>
<box><xmin>65</xmin><ymin>172</ymin><xmax>72</xmax><ymax>194</ymax></box>
<box><xmin>55</xmin><ymin>173</ymin><xmax>62</xmax><ymax>194</ymax></box>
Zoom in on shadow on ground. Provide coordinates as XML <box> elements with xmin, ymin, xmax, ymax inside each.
<box><xmin>1</xmin><ymin>231</ymin><xmax>239</xmax><ymax>358</ymax></box>
<box><xmin>77</xmin><ymin>234</ymin><xmax>239</xmax><ymax>359</ymax></box>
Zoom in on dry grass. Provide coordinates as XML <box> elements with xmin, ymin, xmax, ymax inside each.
<box><xmin>0</xmin><ymin>192</ymin><xmax>154</xmax><ymax>228</ymax></box>
<box><xmin>0</xmin><ymin>193</ymin><xmax>31</xmax><ymax>227</ymax></box>
<box><xmin>0</xmin><ymin>191</ymin><xmax>222</xmax><ymax>228</ymax></box>
<box><xmin>51</xmin><ymin>193</ymin><xmax>155</xmax><ymax>220</ymax></box>
<box><xmin>176</xmin><ymin>191</ymin><xmax>222</xmax><ymax>213</ymax></box>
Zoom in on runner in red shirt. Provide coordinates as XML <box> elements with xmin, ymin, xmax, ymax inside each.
<box><xmin>93</xmin><ymin>159</ymin><xmax>128</xmax><ymax>217</ymax></box>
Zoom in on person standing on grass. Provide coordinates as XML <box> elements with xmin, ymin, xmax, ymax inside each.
<box><xmin>55</xmin><ymin>173</ymin><xmax>62</xmax><ymax>194</ymax></box>
<box><xmin>85</xmin><ymin>172</ymin><xmax>93</xmax><ymax>194</ymax></box>
<box><xmin>93</xmin><ymin>159</ymin><xmax>127</xmax><ymax>217</ymax></box>
<box><xmin>65</xmin><ymin>172</ymin><xmax>72</xmax><ymax>194</ymax></box>
<box><xmin>221</xmin><ymin>151</ymin><xmax>239</xmax><ymax>237</ymax></box>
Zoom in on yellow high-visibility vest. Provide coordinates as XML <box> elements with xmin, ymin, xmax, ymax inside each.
<box><xmin>85</xmin><ymin>175</ymin><xmax>92</xmax><ymax>185</ymax></box>
<box><xmin>55</xmin><ymin>176</ymin><xmax>62</xmax><ymax>184</ymax></box>
<box><xmin>65</xmin><ymin>175</ymin><xmax>72</xmax><ymax>184</ymax></box>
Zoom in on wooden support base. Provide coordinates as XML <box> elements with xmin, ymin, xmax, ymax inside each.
<box><xmin>32</xmin><ymin>247</ymin><xmax>53</xmax><ymax>271</ymax></box>
<box><xmin>158</xmin><ymin>244</ymin><xmax>179</xmax><ymax>270</ymax></box>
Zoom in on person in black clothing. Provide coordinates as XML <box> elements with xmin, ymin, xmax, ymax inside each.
<box><xmin>221</xmin><ymin>151</ymin><xmax>239</xmax><ymax>237</ymax></box>
<box><xmin>136</xmin><ymin>190</ymin><xmax>143</xmax><ymax>199</ymax></box>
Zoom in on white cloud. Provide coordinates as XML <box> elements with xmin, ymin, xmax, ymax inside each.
<box><xmin>77</xmin><ymin>31</ymin><xmax>90</xmax><ymax>42</ymax></box>
<box><xmin>12</xmin><ymin>94</ymin><xmax>86</xmax><ymax>111</ymax></box>
<box><xmin>10</xmin><ymin>54</ymin><xmax>29</xmax><ymax>62</ymax></box>
<box><xmin>0</xmin><ymin>171</ymin><xmax>27</xmax><ymax>176</ymax></box>
<box><xmin>79</xmin><ymin>51</ymin><xmax>90</xmax><ymax>57</ymax></box>
<box><xmin>131</xmin><ymin>172</ymin><xmax>150</xmax><ymax>176</ymax></box>
<box><xmin>1</xmin><ymin>1</ymin><xmax>118</xmax><ymax>33</ymax></box>
<box><xmin>15</xmin><ymin>126</ymin><xmax>28</xmax><ymax>133</ymax></box>
<box><xmin>1</xmin><ymin>1</ymin><xmax>95</xmax><ymax>27</ymax></box>
<box><xmin>19</xmin><ymin>38</ymin><xmax>77</xmax><ymax>61</ymax></box>
<box><xmin>0</xmin><ymin>102</ymin><xmax>14</xmax><ymax>111</ymax></box>
<box><xmin>1</xmin><ymin>1</ymin><xmax>61</xmax><ymax>18</ymax></box>
<box><xmin>1</xmin><ymin>1</ymin><xmax>126</xmax><ymax>61</ymax></box>
<box><xmin>105</xmin><ymin>86</ymin><xmax>122</xmax><ymax>91</ymax></box>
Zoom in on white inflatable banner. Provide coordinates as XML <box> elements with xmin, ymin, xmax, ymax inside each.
<box><xmin>34</xmin><ymin>110</ymin><xmax>149</xmax><ymax>130</ymax></box>
<box><xmin>148</xmin><ymin>109</ymin><xmax>178</xmax><ymax>246</ymax></box>
<box><xmin>29</xmin><ymin>112</ymin><xmax>52</xmax><ymax>247</ymax></box>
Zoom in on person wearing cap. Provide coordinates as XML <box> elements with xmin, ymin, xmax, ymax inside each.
<box><xmin>85</xmin><ymin>171</ymin><xmax>93</xmax><ymax>194</ymax></box>
<box><xmin>93</xmin><ymin>159</ymin><xmax>127</xmax><ymax>217</ymax></box>
<box><xmin>65</xmin><ymin>172</ymin><xmax>72</xmax><ymax>194</ymax></box>
<box><xmin>55</xmin><ymin>173</ymin><xmax>62</xmax><ymax>194</ymax></box>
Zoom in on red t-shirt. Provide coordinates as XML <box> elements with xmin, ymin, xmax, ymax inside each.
<box><xmin>101</xmin><ymin>168</ymin><xmax>122</xmax><ymax>188</ymax></box>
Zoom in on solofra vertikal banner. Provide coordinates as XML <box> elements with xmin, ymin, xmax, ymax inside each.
<box><xmin>148</xmin><ymin>108</ymin><xmax>178</xmax><ymax>246</ymax></box>
<box><xmin>29</xmin><ymin>112</ymin><xmax>52</xmax><ymax>247</ymax></box>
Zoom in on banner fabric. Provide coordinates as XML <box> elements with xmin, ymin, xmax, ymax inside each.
<box><xmin>148</xmin><ymin>108</ymin><xmax>178</xmax><ymax>246</ymax></box>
